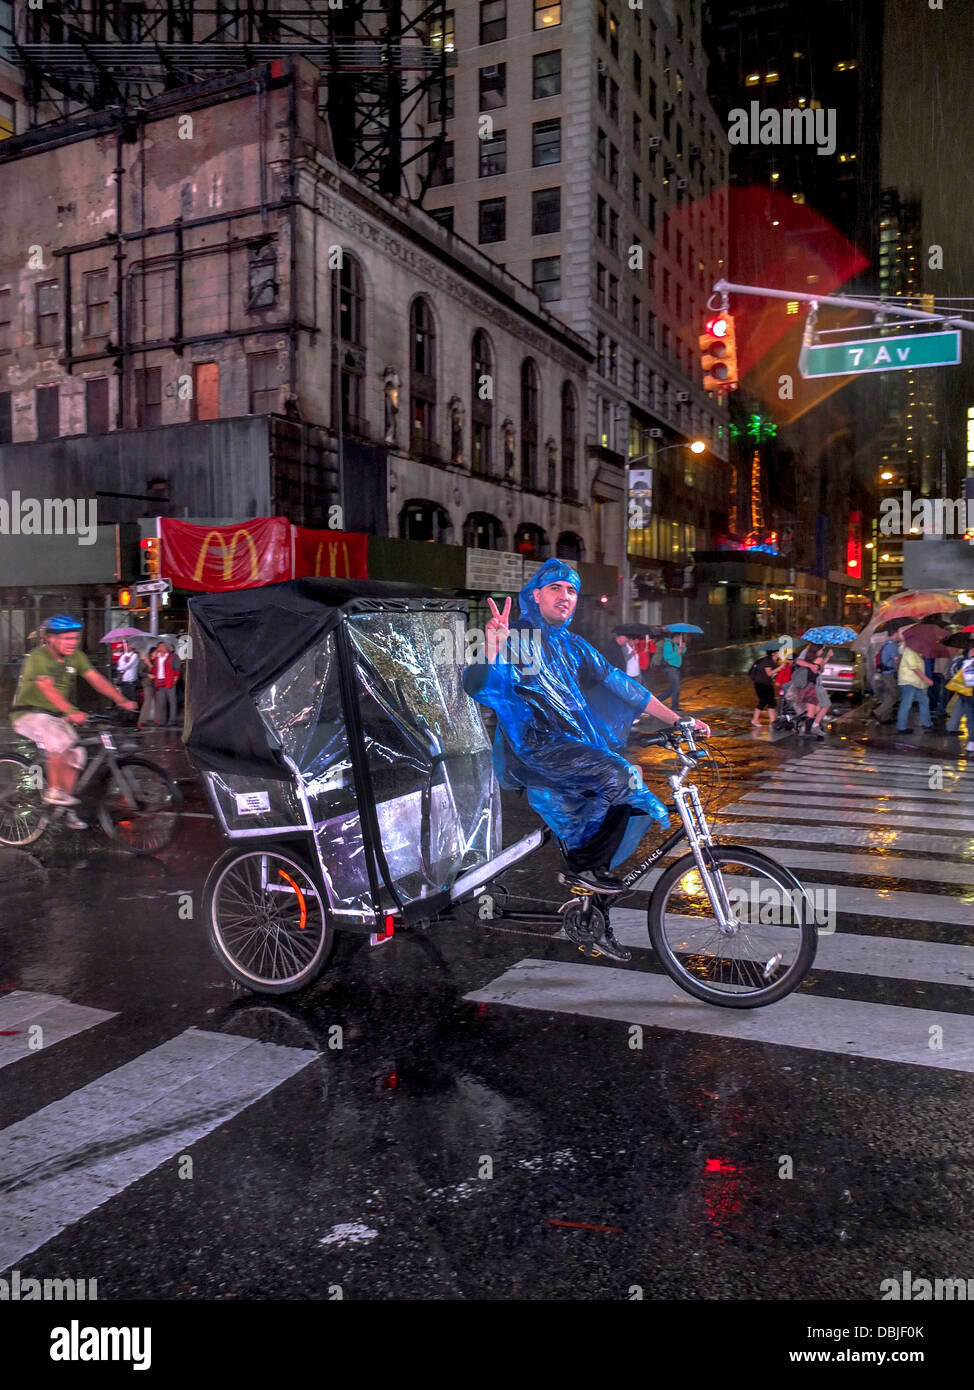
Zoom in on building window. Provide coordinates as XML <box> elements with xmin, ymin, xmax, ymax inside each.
<box><xmin>632</xmin><ymin>172</ymin><xmax>641</xmax><ymax>217</ymax></box>
<box><xmin>532</xmin><ymin>256</ymin><xmax>560</xmax><ymax>303</ymax></box>
<box><xmin>410</xmin><ymin>297</ymin><xmax>437</xmax><ymax>456</ymax></box>
<box><xmin>532</xmin><ymin>119</ymin><xmax>561</xmax><ymax>166</ymax></box>
<box><xmin>609</xmin><ymin>143</ymin><xmax>618</xmax><ymax>187</ymax></box>
<box><xmin>428</xmin><ymin>76</ymin><xmax>454</xmax><ymax>122</ymax></box>
<box><xmin>36</xmin><ymin>280</ymin><xmax>59</xmax><ymax>348</ymax></box>
<box><xmin>479</xmin><ymin>0</ymin><xmax>505</xmax><ymax>45</ymax></box>
<box><xmin>0</xmin><ymin>392</ymin><xmax>11</xmax><ymax>445</ymax></box>
<box><xmin>596</xmin><ymin>127</ymin><xmax>607</xmax><ymax>175</ymax></box>
<box><xmin>557</xmin><ymin>531</ymin><xmax>583</xmax><ymax>562</ymax></box>
<box><xmin>648</xmin><ymin>193</ymin><xmax>657</xmax><ymax>232</ymax></box>
<box><xmin>608</xmin><ymin>274</ymin><xmax>618</xmax><ymax>316</ymax></box>
<box><xmin>193</xmin><ymin>362</ymin><xmax>220</xmax><ymax>421</ymax></box>
<box><xmin>598</xmin><ymin>70</ymin><xmax>607</xmax><ymax>108</ymax></box>
<box><xmin>633</xmin><ymin>51</ymin><xmax>642</xmax><ymax>94</ymax></box>
<box><xmin>134</xmin><ymin>367</ymin><xmax>162</xmax><ymax>427</ymax></box>
<box><xmin>561</xmin><ymin>384</ymin><xmax>578</xmax><ymax>497</ymax></box>
<box><xmin>521</xmin><ymin>359</ymin><xmax>540</xmax><ymax>487</ymax></box>
<box><xmin>649</xmin><ymin>77</ymin><xmax>657</xmax><ymax>118</ymax></box>
<box><xmin>0</xmin><ymin>286</ymin><xmax>10</xmax><ymax>353</ymax></box>
<box><xmin>430</xmin><ymin>206</ymin><xmax>454</xmax><ymax>233</ymax></box>
<box><xmin>479</xmin><ymin>130</ymin><xmax>506</xmax><ymax>177</ymax></box>
<box><xmin>596</xmin><ymin>332</ymin><xmax>606</xmax><ymax>376</ymax></box>
<box><xmin>632</xmin><ymin>294</ymin><xmax>640</xmax><ymax>335</ymax></box>
<box><xmin>85</xmin><ymin>377</ymin><xmax>109</xmax><ymax>434</ymax></box>
<box><xmin>515</xmin><ymin>522</ymin><xmax>549</xmax><ymax>561</ymax></box>
<box><xmin>533</xmin><ymin>50</ymin><xmax>561</xmax><ymax>98</ymax></box>
<box><xmin>401</xmin><ymin>499</ymin><xmax>453</xmax><ymax>543</ymax></box>
<box><xmin>596</xmin><ymin>263</ymin><xmax>606</xmax><ymax>305</ymax></box>
<box><xmin>608</xmin><ymin>340</ymin><xmax>618</xmax><ymax>383</ymax></box>
<box><xmin>534</xmin><ymin>0</ymin><xmax>560</xmax><ymax>29</ymax></box>
<box><xmin>83</xmin><ymin>269</ymin><xmax>110</xmax><ymax>338</ymax></box>
<box><xmin>632</xmin><ymin>358</ymin><xmax>641</xmax><ymax>399</ymax></box>
<box><xmin>247</xmin><ymin>243</ymin><xmax>277</xmax><ymax>310</ymax></box>
<box><xmin>479</xmin><ymin>197</ymin><xmax>506</xmax><ymax>243</ymax></box>
<box><xmin>0</xmin><ymin>94</ymin><xmax>14</xmax><ymax>141</ymax></box>
<box><xmin>128</xmin><ymin>266</ymin><xmax>175</xmax><ymax>343</ymax></box>
<box><xmin>246</xmin><ymin>352</ymin><xmax>277</xmax><ymax>415</ymax></box>
<box><xmin>598</xmin><ymin>0</ymin><xmax>606</xmax><ymax>39</ymax></box>
<box><xmin>35</xmin><ymin>384</ymin><xmax>60</xmax><ymax>441</ymax></box>
<box><xmin>532</xmin><ymin>186</ymin><xmax>561</xmax><ymax>235</ymax></box>
<box><xmin>333</xmin><ymin>255</ymin><xmax>365</xmax><ymax>434</ymax></box>
<box><xmin>609</xmin><ymin>11</ymin><xmax>618</xmax><ymax>57</ymax></box>
<box><xmin>633</xmin><ymin>112</ymin><xmax>641</xmax><ymax>154</ymax></box>
<box><xmin>464</xmin><ymin>511</ymin><xmax>505</xmax><ymax>549</ymax></box>
<box><xmin>596</xmin><ymin>196</ymin><xmax>607</xmax><ymax>241</ymax></box>
<box><xmin>471</xmin><ymin>330</ymin><xmax>494</xmax><ymax>477</ymax></box>
<box><xmin>608</xmin><ymin>209</ymin><xmax>618</xmax><ymax>253</ymax></box>
<box><xmin>609</xmin><ymin>78</ymin><xmax>618</xmax><ymax>123</ymax></box>
<box><xmin>479</xmin><ymin>62</ymin><xmax>506</xmax><ymax>109</ymax></box>
<box><xmin>429</xmin><ymin>140</ymin><xmax>454</xmax><ymax>186</ymax></box>
<box><xmin>430</xmin><ymin>9</ymin><xmax>455</xmax><ymax>53</ymax></box>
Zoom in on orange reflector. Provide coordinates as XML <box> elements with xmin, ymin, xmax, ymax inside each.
<box><xmin>277</xmin><ymin>869</ymin><xmax>307</xmax><ymax>930</ymax></box>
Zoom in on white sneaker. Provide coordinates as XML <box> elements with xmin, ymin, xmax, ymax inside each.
<box><xmin>42</xmin><ymin>788</ymin><xmax>80</xmax><ymax>807</ymax></box>
<box><xmin>63</xmin><ymin>811</ymin><xmax>88</xmax><ymax>830</ymax></box>
<box><xmin>965</xmin><ymin>743</ymin><xmax>974</xmax><ymax>754</ymax></box>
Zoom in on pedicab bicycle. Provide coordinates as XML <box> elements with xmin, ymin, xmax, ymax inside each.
<box><xmin>189</xmin><ymin>573</ymin><xmax>817</xmax><ymax>1008</ymax></box>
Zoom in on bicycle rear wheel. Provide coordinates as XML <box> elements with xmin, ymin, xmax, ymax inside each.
<box><xmin>97</xmin><ymin>757</ymin><xmax>182</xmax><ymax>853</ymax></box>
<box><xmin>648</xmin><ymin>845</ymin><xmax>818</xmax><ymax>1008</ymax></box>
<box><xmin>204</xmin><ymin>846</ymin><xmax>336</xmax><ymax>994</ymax></box>
<box><xmin>0</xmin><ymin>753</ymin><xmax>49</xmax><ymax>847</ymax></box>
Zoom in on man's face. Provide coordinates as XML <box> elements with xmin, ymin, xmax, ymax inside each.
<box><xmin>535</xmin><ymin>580</ymin><xmax>578</xmax><ymax>626</ymax></box>
<box><xmin>47</xmin><ymin>633</ymin><xmax>79</xmax><ymax>659</ymax></box>
<box><xmin>615</xmin><ymin>635</ymin><xmax>628</xmax><ymax>646</ymax></box>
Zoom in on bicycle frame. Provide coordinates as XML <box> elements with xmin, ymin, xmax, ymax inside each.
<box><xmin>30</xmin><ymin>726</ymin><xmax>144</xmax><ymax>813</ymax></box>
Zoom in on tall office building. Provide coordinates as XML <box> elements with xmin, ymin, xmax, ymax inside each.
<box><xmin>421</xmin><ymin>0</ymin><xmax>731</xmax><ymax>621</ymax></box>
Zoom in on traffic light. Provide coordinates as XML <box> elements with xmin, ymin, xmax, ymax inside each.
<box><xmin>699</xmin><ymin>313</ymin><xmax>738</xmax><ymax>392</ymax></box>
<box><xmin>140</xmin><ymin>536</ymin><xmax>160</xmax><ymax>578</ymax></box>
<box><xmin>118</xmin><ymin>587</ymin><xmax>133</xmax><ymax>609</ymax></box>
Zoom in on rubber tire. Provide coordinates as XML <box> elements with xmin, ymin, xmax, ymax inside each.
<box><xmin>0</xmin><ymin>752</ymin><xmax>50</xmax><ymax>847</ymax></box>
<box><xmin>203</xmin><ymin>844</ymin><xmax>337</xmax><ymax>995</ymax></box>
<box><xmin>647</xmin><ymin>844</ymin><xmax>818</xmax><ymax>1009</ymax></box>
<box><xmin>96</xmin><ymin>757</ymin><xmax>183</xmax><ymax>853</ymax></box>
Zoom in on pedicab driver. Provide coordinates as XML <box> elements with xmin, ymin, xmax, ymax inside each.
<box><xmin>10</xmin><ymin>615</ymin><xmax>137</xmax><ymax>829</ymax></box>
<box><xmin>461</xmin><ymin>559</ymin><xmax>708</xmax><ymax>961</ymax></box>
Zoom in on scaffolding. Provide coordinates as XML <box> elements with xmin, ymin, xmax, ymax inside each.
<box><xmin>3</xmin><ymin>0</ymin><xmax>454</xmax><ymax>203</ymax></box>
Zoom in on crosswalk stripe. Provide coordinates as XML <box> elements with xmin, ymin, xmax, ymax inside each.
<box><xmin>708</xmin><ymin>817</ymin><xmax>974</xmax><ymax>858</ymax></box>
<box><xmin>0</xmin><ymin>1028</ymin><xmax>316</xmax><ymax>1271</ymax></box>
<box><xmin>0</xmin><ymin>992</ymin><xmax>116</xmax><ymax>1071</ymax></box>
<box><xmin>610</xmin><ymin>911</ymin><xmax>974</xmax><ymax>988</ymax></box>
<box><xmin>661</xmin><ymin>842</ymin><xmax>974</xmax><ymax>884</ymax></box>
<box><xmin>627</xmin><ymin>868</ymin><xmax>973</xmax><ymax>927</ymax></box>
<box><xmin>798</xmin><ymin>757</ymin><xmax>973</xmax><ymax>783</ymax></box>
<box><xmin>802</xmin><ymin>753</ymin><xmax>974</xmax><ymax>773</ymax></box>
<box><xmin>465</xmin><ymin>960</ymin><xmax>974</xmax><ymax>1073</ymax></box>
<box><xmin>728</xmin><ymin>795</ymin><xmax>972</xmax><ymax>822</ymax></box>
<box><xmin>755</xmin><ymin>776</ymin><xmax>956</xmax><ymax>802</ymax></box>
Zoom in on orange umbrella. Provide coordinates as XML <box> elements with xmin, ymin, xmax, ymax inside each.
<box><xmin>853</xmin><ymin>591</ymin><xmax>958</xmax><ymax>653</ymax></box>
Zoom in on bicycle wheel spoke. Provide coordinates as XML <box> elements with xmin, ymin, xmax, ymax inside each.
<box><xmin>210</xmin><ymin>851</ymin><xmax>329</xmax><ymax>990</ymax></box>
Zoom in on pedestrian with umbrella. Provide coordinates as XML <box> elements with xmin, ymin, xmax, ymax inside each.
<box><xmin>749</xmin><ymin>644</ymin><xmax>781</xmax><ymax>726</ymax></box>
<box><xmin>658</xmin><ymin>624</ymin><xmax>703</xmax><ymax>713</ymax></box>
<box><xmin>894</xmin><ymin>627</ymin><xmax>937</xmax><ymax>734</ymax></box>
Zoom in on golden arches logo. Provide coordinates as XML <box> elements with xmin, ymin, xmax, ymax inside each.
<box><xmin>193</xmin><ymin>529</ymin><xmax>260</xmax><ymax>583</ymax></box>
<box><xmin>313</xmin><ymin>539</ymin><xmax>351</xmax><ymax>578</ymax></box>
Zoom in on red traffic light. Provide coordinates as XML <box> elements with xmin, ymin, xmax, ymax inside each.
<box><xmin>706</xmin><ymin>315</ymin><xmax>729</xmax><ymax>338</ymax></box>
<box><xmin>699</xmin><ymin>313</ymin><xmax>738</xmax><ymax>392</ymax></box>
<box><xmin>118</xmin><ymin>587</ymin><xmax>133</xmax><ymax>608</ymax></box>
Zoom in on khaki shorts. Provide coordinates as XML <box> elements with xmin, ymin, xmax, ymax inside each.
<box><xmin>11</xmin><ymin>712</ymin><xmax>87</xmax><ymax>770</ymax></box>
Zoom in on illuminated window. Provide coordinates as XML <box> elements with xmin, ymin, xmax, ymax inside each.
<box><xmin>430</xmin><ymin>10</ymin><xmax>455</xmax><ymax>53</ymax></box>
<box><xmin>534</xmin><ymin>1</ymin><xmax>560</xmax><ymax>30</ymax></box>
<box><xmin>745</xmin><ymin>73</ymin><xmax>761</xmax><ymax>86</ymax></box>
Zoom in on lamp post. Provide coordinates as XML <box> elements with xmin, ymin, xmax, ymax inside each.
<box><xmin>622</xmin><ymin>440</ymin><xmax>707</xmax><ymax>622</ymax></box>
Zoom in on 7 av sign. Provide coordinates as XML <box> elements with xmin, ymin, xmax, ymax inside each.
<box><xmin>799</xmin><ymin>330</ymin><xmax>961</xmax><ymax>379</ymax></box>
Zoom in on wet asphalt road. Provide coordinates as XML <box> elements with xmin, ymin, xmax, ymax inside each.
<box><xmin>2</xmin><ymin>674</ymin><xmax>974</xmax><ymax>1302</ymax></box>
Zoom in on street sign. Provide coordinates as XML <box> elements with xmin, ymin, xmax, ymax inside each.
<box><xmin>799</xmin><ymin>330</ymin><xmax>961</xmax><ymax>379</ymax></box>
<box><xmin>134</xmin><ymin>578</ymin><xmax>172</xmax><ymax>595</ymax></box>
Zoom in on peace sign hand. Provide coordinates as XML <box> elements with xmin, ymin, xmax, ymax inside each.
<box><xmin>485</xmin><ymin>596</ymin><xmax>512</xmax><ymax>662</ymax></box>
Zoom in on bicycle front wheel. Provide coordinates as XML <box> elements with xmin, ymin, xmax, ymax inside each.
<box><xmin>648</xmin><ymin>845</ymin><xmax>818</xmax><ymax>1008</ymax></box>
<box><xmin>0</xmin><ymin>753</ymin><xmax>49</xmax><ymax>847</ymax></box>
<box><xmin>97</xmin><ymin>757</ymin><xmax>182</xmax><ymax>853</ymax></box>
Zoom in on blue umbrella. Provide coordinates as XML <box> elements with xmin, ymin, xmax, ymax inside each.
<box><xmin>799</xmin><ymin>625</ymin><xmax>858</xmax><ymax>645</ymax></box>
<box><xmin>664</xmin><ymin>623</ymin><xmax>704</xmax><ymax>635</ymax></box>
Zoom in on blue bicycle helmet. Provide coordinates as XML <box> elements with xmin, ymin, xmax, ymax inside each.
<box><xmin>42</xmin><ymin>614</ymin><xmax>83</xmax><ymax>633</ymax></box>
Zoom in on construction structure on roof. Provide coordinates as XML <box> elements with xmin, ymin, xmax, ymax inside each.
<box><xmin>1</xmin><ymin>0</ymin><xmax>454</xmax><ymax>202</ymax></box>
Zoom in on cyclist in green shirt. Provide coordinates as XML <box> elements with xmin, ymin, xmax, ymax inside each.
<box><xmin>11</xmin><ymin>615</ymin><xmax>136</xmax><ymax>825</ymax></box>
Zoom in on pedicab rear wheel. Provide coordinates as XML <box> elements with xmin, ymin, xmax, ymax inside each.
<box><xmin>204</xmin><ymin>845</ymin><xmax>336</xmax><ymax>994</ymax></box>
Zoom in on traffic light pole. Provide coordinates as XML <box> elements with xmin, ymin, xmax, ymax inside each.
<box><xmin>712</xmin><ymin>280</ymin><xmax>974</xmax><ymax>333</ymax></box>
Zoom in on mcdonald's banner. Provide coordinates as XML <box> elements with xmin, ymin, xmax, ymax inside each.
<box><xmin>293</xmin><ymin>527</ymin><xmax>369</xmax><ymax>581</ymax></box>
<box><xmin>159</xmin><ymin>517</ymin><xmax>293</xmax><ymax>592</ymax></box>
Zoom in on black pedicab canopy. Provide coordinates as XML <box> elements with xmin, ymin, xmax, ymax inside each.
<box><xmin>185</xmin><ymin>578</ymin><xmax>501</xmax><ymax>919</ymax></box>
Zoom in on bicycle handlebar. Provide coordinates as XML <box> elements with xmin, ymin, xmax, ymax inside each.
<box><xmin>635</xmin><ymin>718</ymin><xmax>704</xmax><ymax>754</ymax></box>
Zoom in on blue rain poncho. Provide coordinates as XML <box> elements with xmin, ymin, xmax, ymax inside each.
<box><xmin>462</xmin><ymin>559</ymin><xmax>668</xmax><ymax>863</ymax></box>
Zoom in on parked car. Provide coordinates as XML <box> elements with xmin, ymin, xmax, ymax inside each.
<box><xmin>819</xmin><ymin>646</ymin><xmax>865</xmax><ymax>700</ymax></box>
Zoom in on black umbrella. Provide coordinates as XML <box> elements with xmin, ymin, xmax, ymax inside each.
<box><xmin>944</xmin><ymin>609</ymin><xmax>974</xmax><ymax>625</ymax></box>
<box><xmin>612</xmin><ymin>624</ymin><xmax>655</xmax><ymax>638</ymax></box>
<box><xmin>877</xmin><ymin>616</ymin><xmax>919</xmax><ymax>633</ymax></box>
<box><xmin>943</xmin><ymin>631</ymin><xmax>974</xmax><ymax>648</ymax></box>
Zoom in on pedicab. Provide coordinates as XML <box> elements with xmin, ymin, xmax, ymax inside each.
<box><xmin>186</xmin><ymin>579</ymin><xmax>817</xmax><ymax>1005</ymax></box>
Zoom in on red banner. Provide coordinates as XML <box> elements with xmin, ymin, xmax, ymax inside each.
<box><xmin>293</xmin><ymin>527</ymin><xmax>369</xmax><ymax>581</ymax></box>
<box><xmin>160</xmin><ymin>517</ymin><xmax>293</xmax><ymax>592</ymax></box>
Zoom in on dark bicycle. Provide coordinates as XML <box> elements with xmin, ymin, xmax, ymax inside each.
<box><xmin>188</xmin><ymin>579</ymin><xmax>817</xmax><ymax>1009</ymax></box>
<box><xmin>0</xmin><ymin>713</ymin><xmax>182</xmax><ymax>854</ymax></box>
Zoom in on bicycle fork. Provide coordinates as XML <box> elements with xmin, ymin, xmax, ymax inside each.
<box><xmin>671</xmin><ymin>779</ymin><xmax>738</xmax><ymax>933</ymax></box>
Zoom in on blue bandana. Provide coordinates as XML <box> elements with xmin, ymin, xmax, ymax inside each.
<box><xmin>517</xmin><ymin>559</ymin><xmax>581</xmax><ymax>634</ymax></box>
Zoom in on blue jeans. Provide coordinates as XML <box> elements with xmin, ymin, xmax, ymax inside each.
<box><xmin>896</xmin><ymin>684</ymin><xmax>931</xmax><ymax>731</ymax></box>
<box><xmin>662</xmin><ymin>665</ymin><xmax>681</xmax><ymax>710</ymax></box>
<box><xmin>947</xmin><ymin>693</ymin><xmax>974</xmax><ymax>735</ymax></box>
